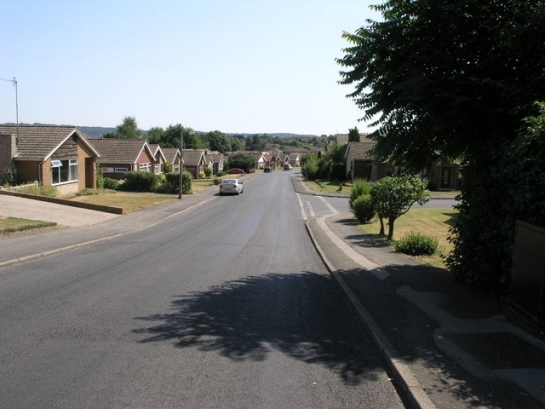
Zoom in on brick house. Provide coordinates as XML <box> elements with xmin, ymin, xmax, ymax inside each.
<box><xmin>90</xmin><ymin>138</ymin><xmax>155</xmax><ymax>180</ymax></box>
<box><xmin>0</xmin><ymin>125</ymin><xmax>100</xmax><ymax>196</ymax></box>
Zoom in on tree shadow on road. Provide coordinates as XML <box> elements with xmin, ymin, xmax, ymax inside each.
<box><xmin>133</xmin><ymin>272</ymin><xmax>385</xmax><ymax>385</ymax></box>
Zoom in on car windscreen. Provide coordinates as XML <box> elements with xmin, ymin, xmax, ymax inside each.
<box><xmin>223</xmin><ymin>179</ymin><xmax>237</xmax><ymax>184</ymax></box>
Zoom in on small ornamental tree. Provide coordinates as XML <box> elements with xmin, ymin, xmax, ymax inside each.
<box><xmin>371</xmin><ymin>174</ymin><xmax>430</xmax><ymax>240</ymax></box>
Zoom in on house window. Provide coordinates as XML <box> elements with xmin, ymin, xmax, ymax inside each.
<box><xmin>155</xmin><ymin>164</ymin><xmax>161</xmax><ymax>174</ymax></box>
<box><xmin>115</xmin><ymin>168</ymin><xmax>128</xmax><ymax>173</ymax></box>
<box><xmin>139</xmin><ymin>163</ymin><xmax>151</xmax><ymax>172</ymax></box>
<box><xmin>51</xmin><ymin>159</ymin><xmax>78</xmax><ymax>185</ymax></box>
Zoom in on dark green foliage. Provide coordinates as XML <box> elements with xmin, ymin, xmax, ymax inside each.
<box><xmin>117</xmin><ymin>171</ymin><xmax>160</xmax><ymax>192</ymax></box>
<box><xmin>301</xmin><ymin>154</ymin><xmax>319</xmax><ymax>180</ymax></box>
<box><xmin>351</xmin><ymin>195</ymin><xmax>375</xmax><ymax>224</ymax></box>
<box><xmin>203</xmin><ymin>167</ymin><xmax>213</xmax><ymax>178</ymax></box>
<box><xmin>102</xmin><ymin>177</ymin><xmax>119</xmax><ymax>190</ymax></box>
<box><xmin>104</xmin><ymin>117</ymin><xmax>142</xmax><ymax>139</ymax></box>
<box><xmin>0</xmin><ymin>165</ymin><xmax>17</xmax><ymax>186</ymax></box>
<box><xmin>371</xmin><ymin>175</ymin><xmax>430</xmax><ymax>240</ymax></box>
<box><xmin>394</xmin><ymin>231</ymin><xmax>439</xmax><ymax>256</ymax></box>
<box><xmin>339</xmin><ymin>1</ymin><xmax>545</xmax><ymax>292</ymax></box>
<box><xmin>205</xmin><ymin>130</ymin><xmax>230</xmax><ymax>153</ymax></box>
<box><xmin>447</xmin><ymin>102</ymin><xmax>545</xmax><ymax>292</ymax></box>
<box><xmin>301</xmin><ymin>143</ymin><xmax>346</xmax><ymax>181</ymax></box>
<box><xmin>227</xmin><ymin>153</ymin><xmax>256</xmax><ymax>172</ymax></box>
<box><xmin>349</xmin><ymin>179</ymin><xmax>372</xmax><ymax>209</ymax></box>
<box><xmin>161</xmin><ymin>171</ymin><xmax>192</xmax><ymax>194</ymax></box>
<box><xmin>348</xmin><ymin>126</ymin><xmax>361</xmax><ymax>142</ymax></box>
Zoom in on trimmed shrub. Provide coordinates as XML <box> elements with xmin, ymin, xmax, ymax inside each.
<box><xmin>351</xmin><ymin>194</ymin><xmax>375</xmax><ymax>223</ymax></box>
<box><xmin>349</xmin><ymin>179</ymin><xmax>372</xmax><ymax>210</ymax></box>
<box><xmin>203</xmin><ymin>167</ymin><xmax>213</xmax><ymax>178</ymax></box>
<box><xmin>393</xmin><ymin>231</ymin><xmax>439</xmax><ymax>256</ymax></box>
<box><xmin>163</xmin><ymin>171</ymin><xmax>192</xmax><ymax>194</ymax></box>
<box><xmin>213</xmin><ymin>177</ymin><xmax>221</xmax><ymax>185</ymax></box>
<box><xmin>103</xmin><ymin>177</ymin><xmax>119</xmax><ymax>190</ymax></box>
<box><xmin>117</xmin><ymin>171</ymin><xmax>159</xmax><ymax>192</ymax></box>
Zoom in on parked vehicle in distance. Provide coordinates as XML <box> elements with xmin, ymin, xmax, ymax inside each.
<box><xmin>226</xmin><ymin>168</ymin><xmax>245</xmax><ymax>174</ymax></box>
<box><xmin>264</xmin><ymin>166</ymin><xmax>272</xmax><ymax>173</ymax></box>
<box><xmin>283</xmin><ymin>163</ymin><xmax>292</xmax><ymax>171</ymax></box>
<box><xmin>219</xmin><ymin>178</ymin><xmax>244</xmax><ymax>195</ymax></box>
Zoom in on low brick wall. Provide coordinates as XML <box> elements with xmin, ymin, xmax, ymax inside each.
<box><xmin>0</xmin><ymin>190</ymin><xmax>124</xmax><ymax>215</ymax></box>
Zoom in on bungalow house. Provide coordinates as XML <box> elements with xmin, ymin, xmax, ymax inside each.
<box><xmin>161</xmin><ymin>147</ymin><xmax>183</xmax><ymax>173</ymax></box>
<box><xmin>90</xmin><ymin>138</ymin><xmax>156</xmax><ymax>180</ymax></box>
<box><xmin>181</xmin><ymin>149</ymin><xmax>207</xmax><ymax>179</ymax></box>
<box><xmin>426</xmin><ymin>160</ymin><xmax>461</xmax><ymax>191</ymax></box>
<box><xmin>286</xmin><ymin>153</ymin><xmax>300</xmax><ymax>167</ymax></box>
<box><xmin>345</xmin><ymin>141</ymin><xmax>378</xmax><ymax>181</ymax></box>
<box><xmin>345</xmin><ymin>141</ymin><xmax>460</xmax><ymax>189</ymax></box>
<box><xmin>0</xmin><ymin>125</ymin><xmax>101</xmax><ymax>196</ymax></box>
<box><xmin>204</xmin><ymin>150</ymin><xmax>224</xmax><ymax>174</ymax></box>
<box><xmin>247</xmin><ymin>151</ymin><xmax>266</xmax><ymax>169</ymax></box>
<box><xmin>263</xmin><ymin>153</ymin><xmax>275</xmax><ymax>169</ymax></box>
<box><xmin>149</xmin><ymin>144</ymin><xmax>167</xmax><ymax>174</ymax></box>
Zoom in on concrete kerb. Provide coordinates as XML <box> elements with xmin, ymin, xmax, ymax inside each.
<box><xmin>305</xmin><ymin>216</ymin><xmax>437</xmax><ymax>409</ymax></box>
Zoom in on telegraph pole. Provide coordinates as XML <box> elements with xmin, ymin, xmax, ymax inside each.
<box><xmin>0</xmin><ymin>77</ymin><xmax>19</xmax><ymax>141</ymax></box>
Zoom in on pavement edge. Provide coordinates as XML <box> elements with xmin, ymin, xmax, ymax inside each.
<box><xmin>305</xmin><ymin>216</ymin><xmax>437</xmax><ymax>409</ymax></box>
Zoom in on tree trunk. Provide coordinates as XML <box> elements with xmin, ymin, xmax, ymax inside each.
<box><xmin>387</xmin><ymin>217</ymin><xmax>395</xmax><ymax>240</ymax></box>
<box><xmin>379</xmin><ymin>216</ymin><xmax>385</xmax><ymax>235</ymax></box>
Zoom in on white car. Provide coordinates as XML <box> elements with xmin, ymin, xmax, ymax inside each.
<box><xmin>219</xmin><ymin>178</ymin><xmax>244</xmax><ymax>195</ymax></box>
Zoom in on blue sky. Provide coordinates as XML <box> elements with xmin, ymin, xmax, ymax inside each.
<box><xmin>0</xmin><ymin>0</ymin><xmax>380</xmax><ymax>135</ymax></box>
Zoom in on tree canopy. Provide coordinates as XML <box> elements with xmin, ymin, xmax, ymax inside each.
<box><xmin>227</xmin><ymin>153</ymin><xmax>256</xmax><ymax>172</ymax></box>
<box><xmin>371</xmin><ymin>174</ymin><xmax>430</xmax><ymax>240</ymax></box>
<box><xmin>104</xmin><ymin>116</ymin><xmax>142</xmax><ymax>139</ymax></box>
<box><xmin>338</xmin><ymin>0</ymin><xmax>545</xmax><ymax>168</ymax></box>
<box><xmin>338</xmin><ymin>0</ymin><xmax>545</xmax><ymax>292</ymax></box>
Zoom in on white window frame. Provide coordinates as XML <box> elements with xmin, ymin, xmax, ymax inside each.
<box><xmin>51</xmin><ymin>158</ymin><xmax>78</xmax><ymax>185</ymax></box>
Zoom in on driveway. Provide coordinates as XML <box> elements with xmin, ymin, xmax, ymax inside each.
<box><xmin>0</xmin><ymin>194</ymin><xmax>120</xmax><ymax>227</ymax></box>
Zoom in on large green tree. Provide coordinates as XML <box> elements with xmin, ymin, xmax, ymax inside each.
<box><xmin>205</xmin><ymin>130</ymin><xmax>230</xmax><ymax>153</ymax></box>
<box><xmin>338</xmin><ymin>0</ymin><xmax>545</xmax><ymax>292</ymax></box>
<box><xmin>117</xmin><ymin>116</ymin><xmax>142</xmax><ymax>139</ymax></box>
<box><xmin>227</xmin><ymin>153</ymin><xmax>256</xmax><ymax>172</ymax></box>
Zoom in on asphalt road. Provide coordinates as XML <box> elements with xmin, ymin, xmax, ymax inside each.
<box><xmin>0</xmin><ymin>172</ymin><xmax>405</xmax><ymax>409</ymax></box>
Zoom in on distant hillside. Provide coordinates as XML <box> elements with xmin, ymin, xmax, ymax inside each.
<box><xmin>2</xmin><ymin>123</ymin><xmax>320</xmax><ymax>139</ymax></box>
<box><xmin>77</xmin><ymin>126</ymin><xmax>117</xmax><ymax>139</ymax></box>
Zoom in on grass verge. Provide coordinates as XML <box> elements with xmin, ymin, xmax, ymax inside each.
<box><xmin>71</xmin><ymin>191</ymin><xmax>177</xmax><ymax>213</ymax></box>
<box><xmin>358</xmin><ymin>207</ymin><xmax>458</xmax><ymax>269</ymax></box>
<box><xmin>308</xmin><ymin>180</ymin><xmax>351</xmax><ymax>194</ymax></box>
<box><xmin>0</xmin><ymin>216</ymin><xmax>57</xmax><ymax>235</ymax></box>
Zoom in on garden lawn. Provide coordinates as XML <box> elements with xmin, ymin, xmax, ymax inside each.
<box><xmin>72</xmin><ymin>191</ymin><xmax>177</xmax><ymax>213</ymax></box>
<box><xmin>308</xmin><ymin>180</ymin><xmax>351</xmax><ymax>194</ymax></box>
<box><xmin>359</xmin><ymin>207</ymin><xmax>458</xmax><ymax>269</ymax></box>
<box><xmin>0</xmin><ymin>216</ymin><xmax>57</xmax><ymax>234</ymax></box>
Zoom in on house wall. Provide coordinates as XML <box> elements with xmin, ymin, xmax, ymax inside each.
<box><xmin>78</xmin><ymin>141</ymin><xmax>97</xmax><ymax>189</ymax></box>
<box><xmin>99</xmin><ymin>162</ymin><xmax>133</xmax><ymax>180</ymax></box>
<box><xmin>136</xmin><ymin>150</ymin><xmax>154</xmax><ymax>170</ymax></box>
<box><xmin>0</xmin><ymin>134</ymin><xmax>16</xmax><ymax>171</ymax></box>
<box><xmin>49</xmin><ymin>134</ymin><xmax>97</xmax><ymax>194</ymax></box>
<box><xmin>352</xmin><ymin>159</ymin><xmax>373</xmax><ymax>181</ymax></box>
<box><xmin>16</xmin><ymin>160</ymin><xmax>40</xmax><ymax>183</ymax></box>
<box><xmin>428</xmin><ymin>163</ymin><xmax>460</xmax><ymax>190</ymax></box>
